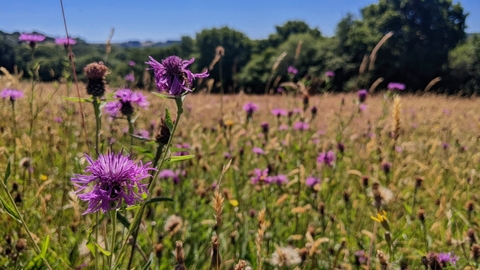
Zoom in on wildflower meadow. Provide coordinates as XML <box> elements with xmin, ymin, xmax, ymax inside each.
<box><xmin>2</xmin><ymin>1</ymin><xmax>480</xmax><ymax>269</ymax></box>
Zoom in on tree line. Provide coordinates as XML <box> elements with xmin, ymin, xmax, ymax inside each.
<box><xmin>1</xmin><ymin>0</ymin><xmax>479</xmax><ymax>95</ymax></box>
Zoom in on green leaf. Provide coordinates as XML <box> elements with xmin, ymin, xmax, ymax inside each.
<box><xmin>403</xmin><ymin>202</ymin><xmax>412</xmax><ymax>215</ymax></box>
<box><xmin>169</xmin><ymin>147</ymin><xmax>190</xmax><ymax>153</ymax></box>
<box><xmin>95</xmin><ymin>243</ymin><xmax>111</xmax><ymax>256</ymax></box>
<box><xmin>141</xmin><ymin>257</ymin><xmax>153</xmax><ymax>270</ymax></box>
<box><xmin>165</xmin><ymin>108</ymin><xmax>174</xmax><ymax>132</ymax></box>
<box><xmin>116</xmin><ymin>212</ymin><xmax>131</xmax><ymax>228</ymax></box>
<box><xmin>4</xmin><ymin>159</ymin><xmax>11</xmax><ymax>185</ymax></box>
<box><xmin>63</xmin><ymin>96</ymin><xmax>93</xmax><ymax>103</ymax></box>
<box><xmin>145</xmin><ymin>197</ymin><xmax>173</xmax><ymax>206</ymax></box>
<box><xmin>130</xmin><ymin>134</ymin><xmax>153</xmax><ymax>141</ymax></box>
<box><xmin>41</xmin><ymin>235</ymin><xmax>50</xmax><ymax>259</ymax></box>
<box><xmin>151</xmin><ymin>92</ymin><xmax>175</xmax><ymax>99</ymax></box>
<box><xmin>86</xmin><ymin>241</ymin><xmax>96</xmax><ymax>257</ymax></box>
<box><xmin>166</xmin><ymin>155</ymin><xmax>195</xmax><ymax>163</ymax></box>
<box><xmin>0</xmin><ymin>197</ymin><xmax>21</xmax><ymax>222</ymax></box>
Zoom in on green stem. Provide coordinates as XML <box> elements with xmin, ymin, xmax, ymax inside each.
<box><xmin>110</xmin><ymin>210</ymin><xmax>117</xmax><ymax>270</ymax></box>
<box><xmin>92</xmin><ymin>97</ymin><xmax>102</xmax><ymax>270</ymax></box>
<box><xmin>0</xmin><ymin>180</ymin><xmax>53</xmax><ymax>270</ymax></box>
<box><xmin>11</xmin><ymin>101</ymin><xmax>17</xmax><ymax>178</ymax></box>
<box><xmin>127</xmin><ymin>114</ymin><xmax>134</xmax><ymax>149</ymax></box>
<box><xmin>118</xmin><ymin>97</ymin><xmax>184</xmax><ymax>270</ymax></box>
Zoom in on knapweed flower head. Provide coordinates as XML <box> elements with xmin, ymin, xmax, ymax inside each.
<box><xmin>128</xmin><ymin>60</ymin><xmax>136</xmax><ymax>67</ymax></box>
<box><xmin>387</xmin><ymin>82</ymin><xmax>405</xmax><ymax>91</ymax></box>
<box><xmin>266</xmin><ymin>174</ymin><xmax>288</xmax><ymax>185</ymax></box>
<box><xmin>71</xmin><ymin>151</ymin><xmax>154</xmax><ymax>214</ymax></box>
<box><xmin>287</xmin><ymin>66</ymin><xmax>298</xmax><ymax>75</ymax></box>
<box><xmin>357</xmin><ymin>89</ymin><xmax>368</xmax><ymax>103</ymax></box>
<box><xmin>438</xmin><ymin>252</ymin><xmax>459</xmax><ymax>266</ymax></box>
<box><xmin>124</xmin><ymin>73</ymin><xmax>135</xmax><ymax>82</ymax></box>
<box><xmin>305</xmin><ymin>176</ymin><xmax>320</xmax><ymax>187</ymax></box>
<box><xmin>251</xmin><ymin>168</ymin><xmax>269</xmax><ymax>185</ymax></box>
<box><xmin>317</xmin><ymin>150</ymin><xmax>335</xmax><ymax>166</ymax></box>
<box><xmin>243</xmin><ymin>102</ymin><xmax>258</xmax><ymax>115</ymax></box>
<box><xmin>271</xmin><ymin>108</ymin><xmax>287</xmax><ymax>117</ymax></box>
<box><xmin>1</xmin><ymin>88</ymin><xmax>24</xmax><ymax>102</ymax></box>
<box><xmin>325</xmin><ymin>71</ymin><xmax>335</xmax><ymax>77</ymax></box>
<box><xmin>354</xmin><ymin>250</ymin><xmax>368</xmax><ymax>265</ymax></box>
<box><xmin>278</xmin><ymin>124</ymin><xmax>289</xmax><ymax>131</ymax></box>
<box><xmin>104</xmin><ymin>89</ymin><xmax>148</xmax><ymax>117</ymax></box>
<box><xmin>253</xmin><ymin>147</ymin><xmax>265</xmax><ymax>155</ymax></box>
<box><xmin>293</xmin><ymin>121</ymin><xmax>309</xmax><ymax>131</ymax></box>
<box><xmin>174</xmin><ymin>143</ymin><xmax>190</xmax><ymax>156</ymax></box>
<box><xmin>55</xmin><ymin>37</ymin><xmax>76</xmax><ymax>46</ymax></box>
<box><xmin>83</xmin><ymin>62</ymin><xmax>109</xmax><ymax>97</ymax></box>
<box><xmin>359</xmin><ymin>104</ymin><xmax>368</xmax><ymax>112</ymax></box>
<box><xmin>19</xmin><ymin>33</ymin><xmax>45</xmax><ymax>48</ymax></box>
<box><xmin>146</xmin><ymin>55</ymin><xmax>208</xmax><ymax>96</ymax></box>
<box><xmin>159</xmin><ymin>169</ymin><xmax>181</xmax><ymax>184</ymax></box>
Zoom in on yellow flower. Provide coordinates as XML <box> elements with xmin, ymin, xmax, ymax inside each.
<box><xmin>224</xmin><ymin>119</ymin><xmax>234</xmax><ymax>126</ymax></box>
<box><xmin>229</xmin><ymin>200</ymin><xmax>239</xmax><ymax>207</ymax></box>
<box><xmin>371</xmin><ymin>210</ymin><xmax>388</xmax><ymax>223</ymax></box>
<box><xmin>40</xmin><ymin>174</ymin><xmax>48</xmax><ymax>181</ymax></box>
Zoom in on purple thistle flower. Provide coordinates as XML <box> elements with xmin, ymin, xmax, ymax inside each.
<box><xmin>128</xmin><ymin>61</ymin><xmax>136</xmax><ymax>67</ymax></box>
<box><xmin>387</xmin><ymin>82</ymin><xmax>406</xmax><ymax>91</ymax></box>
<box><xmin>174</xmin><ymin>143</ymin><xmax>190</xmax><ymax>156</ymax></box>
<box><xmin>104</xmin><ymin>89</ymin><xmax>148</xmax><ymax>117</ymax></box>
<box><xmin>357</xmin><ymin>89</ymin><xmax>368</xmax><ymax>103</ymax></box>
<box><xmin>1</xmin><ymin>88</ymin><xmax>24</xmax><ymax>102</ymax></box>
<box><xmin>261</xmin><ymin>122</ymin><xmax>269</xmax><ymax>133</ymax></box>
<box><xmin>359</xmin><ymin>104</ymin><xmax>368</xmax><ymax>112</ymax></box>
<box><xmin>223</xmin><ymin>152</ymin><xmax>232</xmax><ymax>159</ymax></box>
<box><xmin>266</xmin><ymin>174</ymin><xmax>288</xmax><ymax>185</ymax></box>
<box><xmin>253</xmin><ymin>147</ymin><xmax>264</xmax><ymax>155</ymax></box>
<box><xmin>438</xmin><ymin>252</ymin><xmax>458</xmax><ymax>265</ymax></box>
<box><xmin>159</xmin><ymin>169</ymin><xmax>181</xmax><ymax>184</ymax></box>
<box><xmin>251</xmin><ymin>168</ymin><xmax>269</xmax><ymax>184</ymax></box>
<box><xmin>337</xmin><ymin>142</ymin><xmax>345</xmax><ymax>153</ymax></box>
<box><xmin>55</xmin><ymin>37</ymin><xmax>76</xmax><ymax>46</ymax></box>
<box><xmin>317</xmin><ymin>150</ymin><xmax>336</xmax><ymax>166</ymax></box>
<box><xmin>71</xmin><ymin>151</ymin><xmax>154</xmax><ymax>214</ymax></box>
<box><xmin>19</xmin><ymin>33</ymin><xmax>45</xmax><ymax>43</ymax></box>
<box><xmin>287</xmin><ymin>65</ymin><xmax>298</xmax><ymax>75</ymax></box>
<box><xmin>276</xmin><ymin>87</ymin><xmax>284</xmax><ymax>93</ymax></box>
<box><xmin>305</xmin><ymin>176</ymin><xmax>320</xmax><ymax>187</ymax></box>
<box><xmin>293</xmin><ymin>121</ymin><xmax>309</xmax><ymax>131</ymax></box>
<box><xmin>135</xmin><ymin>129</ymin><xmax>150</xmax><ymax>139</ymax></box>
<box><xmin>243</xmin><ymin>102</ymin><xmax>259</xmax><ymax>115</ymax></box>
<box><xmin>381</xmin><ymin>162</ymin><xmax>392</xmax><ymax>174</ymax></box>
<box><xmin>271</xmin><ymin>108</ymin><xmax>288</xmax><ymax>117</ymax></box>
<box><xmin>325</xmin><ymin>71</ymin><xmax>335</xmax><ymax>77</ymax></box>
<box><xmin>442</xmin><ymin>142</ymin><xmax>449</xmax><ymax>150</ymax></box>
<box><xmin>146</xmin><ymin>55</ymin><xmax>208</xmax><ymax>96</ymax></box>
<box><xmin>278</xmin><ymin>124</ymin><xmax>289</xmax><ymax>131</ymax></box>
<box><xmin>293</xmin><ymin>108</ymin><xmax>302</xmax><ymax>114</ymax></box>
<box><xmin>124</xmin><ymin>73</ymin><xmax>135</xmax><ymax>82</ymax></box>
<box><xmin>54</xmin><ymin>117</ymin><xmax>63</xmax><ymax>123</ymax></box>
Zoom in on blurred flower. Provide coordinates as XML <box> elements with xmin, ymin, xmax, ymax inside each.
<box><xmin>325</xmin><ymin>71</ymin><xmax>335</xmax><ymax>77</ymax></box>
<box><xmin>293</xmin><ymin>121</ymin><xmax>309</xmax><ymax>131</ymax></box>
<box><xmin>1</xmin><ymin>88</ymin><xmax>24</xmax><ymax>102</ymax></box>
<box><xmin>354</xmin><ymin>250</ymin><xmax>368</xmax><ymax>265</ymax></box>
<box><xmin>381</xmin><ymin>162</ymin><xmax>391</xmax><ymax>174</ymax></box>
<box><xmin>164</xmin><ymin>215</ymin><xmax>183</xmax><ymax>235</ymax></box>
<box><xmin>55</xmin><ymin>37</ymin><xmax>76</xmax><ymax>46</ymax></box>
<box><xmin>253</xmin><ymin>147</ymin><xmax>264</xmax><ymax>155</ymax></box>
<box><xmin>359</xmin><ymin>104</ymin><xmax>368</xmax><ymax>112</ymax></box>
<box><xmin>71</xmin><ymin>151</ymin><xmax>154</xmax><ymax>214</ymax></box>
<box><xmin>223</xmin><ymin>152</ymin><xmax>232</xmax><ymax>159</ymax></box>
<box><xmin>159</xmin><ymin>169</ymin><xmax>181</xmax><ymax>184</ymax></box>
<box><xmin>271</xmin><ymin>108</ymin><xmax>287</xmax><ymax>117</ymax></box>
<box><xmin>243</xmin><ymin>102</ymin><xmax>258</xmax><ymax>115</ymax></box>
<box><xmin>135</xmin><ymin>129</ymin><xmax>149</xmax><ymax>139</ymax></box>
<box><xmin>251</xmin><ymin>168</ymin><xmax>269</xmax><ymax>184</ymax></box>
<box><xmin>266</xmin><ymin>174</ymin><xmax>288</xmax><ymax>185</ymax></box>
<box><xmin>261</xmin><ymin>122</ymin><xmax>269</xmax><ymax>134</ymax></box>
<box><xmin>311</xmin><ymin>106</ymin><xmax>318</xmax><ymax>117</ymax></box>
<box><xmin>293</xmin><ymin>108</ymin><xmax>302</xmax><ymax>114</ymax></box>
<box><xmin>54</xmin><ymin>117</ymin><xmax>63</xmax><ymax>123</ymax></box>
<box><xmin>278</xmin><ymin>124</ymin><xmax>289</xmax><ymax>131</ymax></box>
<box><xmin>337</xmin><ymin>142</ymin><xmax>345</xmax><ymax>153</ymax></box>
<box><xmin>104</xmin><ymin>89</ymin><xmax>148</xmax><ymax>117</ymax></box>
<box><xmin>146</xmin><ymin>55</ymin><xmax>208</xmax><ymax>96</ymax></box>
<box><xmin>276</xmin><ymin>87</ymin><xmax>284</xmax><ymax>93</ymax></box>
<box><xmin>395</xmin><ymin>146</ymin><xmax>403</xmax><ymax>153</ymax></box>
<box><xmin>317</xmin><ymin>150</ymin><xmax>335</xmax><ymax>166</ymax></box>
<box><xmin>128</xmin><ymin>60</ymin><xmax>136</xmax><ymax>67</ymax></box>
<box><xmin>387</xmin><ymin>82</ymin><xmax>405</xmax><ymax>91</ymax></box>
<box><xmin>371</xmin><ymin>210</ymin><xmax>388</xmax><ymax>223</ymax></box>
<box><xmin>442</xmin><ymin>142</ymin><xmax>449</xmax><ymax>150</ymax></box>
<box><xmin>438</xmin><ymin>252</ymin><xmax>458</xmax><ymax>266</ymax></box>
<box><xmin>174</xmin><ymin>143</ymin><xmax>190</xmax><ymax>156</ymax></box>
<box><xmin>287</xmin><ymin>66</ymin><xmax>298</xmax><ymax>75</ymax></box>
<box><xmin>19</xmin><ymin>33</ymin><xmax>45</xmax><ymax>48</ymax></box>
<box><xmin>270</xmin><ymin>246</ymin><xmax>301</xmax><ymax>267</ymax></box>
<box><xmin>357</xmin><ymin>89</ymin><xmax>368</xmax><ymax>103</ymax></box>
<box><xmin>124</xmin><ymin>73</ymin><xmax>135</xmax><ymax>82</ymax></box>
<box><xmin>305</xmin><ymin>176</ymin><xmax>320</xmax><ymax>187</ymax></box>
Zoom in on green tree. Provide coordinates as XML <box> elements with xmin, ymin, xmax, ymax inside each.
<box><xmin>196</xmin><ymin>27</ymin><xmax>252</xmax><ymax>93</ymax></box>
<box><xmin>448</xmin><ymin>35</ymin><xmax>480</xmax><ymax>95</ymax></box>
<box><xmin>343</xmin><ymin>0</ymin><xmax>467</xmax><ymax>91</ymax></box>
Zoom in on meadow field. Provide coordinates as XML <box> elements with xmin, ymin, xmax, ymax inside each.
<box><xmin>1</xmin><ymin>72</ymin><xmax>480</xmax><ymax>269</ymax></box>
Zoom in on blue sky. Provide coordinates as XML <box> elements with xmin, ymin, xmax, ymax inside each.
<box><xmin>1</xmin><ymin>0</ymin><xmax>479</xmax><ymax>43</ymax></box>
